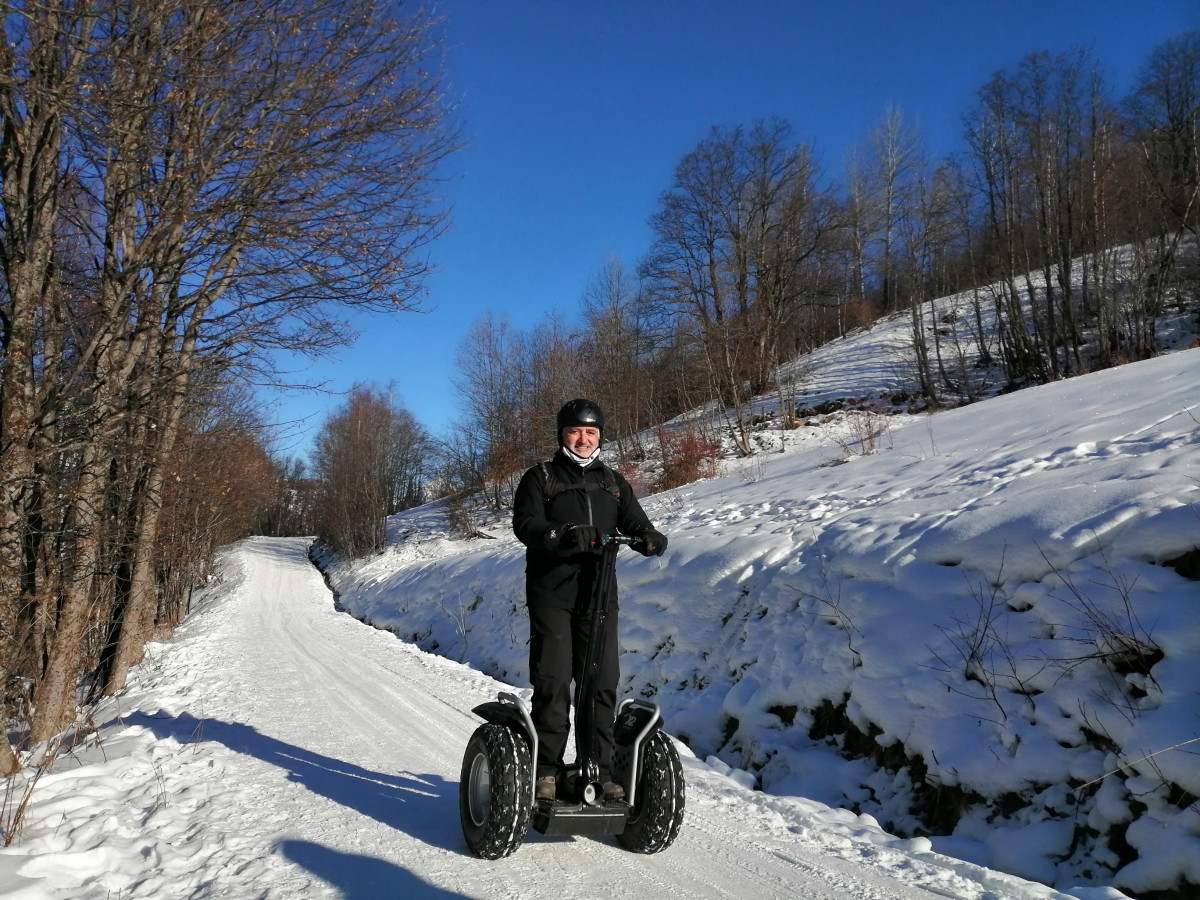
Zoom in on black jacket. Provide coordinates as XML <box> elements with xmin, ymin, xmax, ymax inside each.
<box><xmin>512</xmin><ymin>450</ymin><xmax>653</xmax><ymax>610</ymax></box>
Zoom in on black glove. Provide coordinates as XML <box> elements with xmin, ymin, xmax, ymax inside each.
<box><xmin>543</xmin><ymin>523</ymin><xmax>600</xmax><ymax>553</ymax></box>
<box><xmin>636</xmin><ymin>528</ymin><xmax>667</xmax><ymax>557</ymax></box>
<box><xmin>564</xmin><ymin>524</ymin><xmax>603</xmax><ymax>553</ymax></box>
<box><xmin>543</xmin><ymin>523</ymin><xmax>572</xmax><ymax>551</ymax></box>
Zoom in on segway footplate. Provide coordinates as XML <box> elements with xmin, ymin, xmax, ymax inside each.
<box><xmin>532</xmin><ymin>801</ymin><xmax>628</xmax><ymax>836</ymax></box>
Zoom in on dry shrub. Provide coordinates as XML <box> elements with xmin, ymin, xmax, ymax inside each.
<box><xmin>830</xmin><ymin>409</ymin><xmax>894</xmax><ymax>457</ymax></box>
<box><xmin>843</xmin><ymin>296</ymin><xmax>882</xmax><ymax>331</ymax></box>
<box><xmin>656</xmin><ymin>424</ymin><xmax>721</xmax><ymax>492</ymax></box>
<box><xmin>618</xmin><ymin>459</ymin><xmax>654</xmax><ymax>500</ymax></box>
<box><xmin>445</xmin><ymin>491</ymin><xmax>478</xmax><ymax>537</ymax></box>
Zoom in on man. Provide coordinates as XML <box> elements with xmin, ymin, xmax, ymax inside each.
<box><xmin>512</xmin><ymin>399</ymin><xmax>667</xmax><ymax>804</ymax></box>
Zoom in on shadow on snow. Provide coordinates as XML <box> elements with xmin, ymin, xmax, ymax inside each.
<box><xmin>279</xmin><ymin>840</ymin><xmax>466</xmax><ymax>899</ymax></box>
<box><xmin>124</xmin><ymin>711</ymin><xmax>473</xmax><ymax>891</ymax></box>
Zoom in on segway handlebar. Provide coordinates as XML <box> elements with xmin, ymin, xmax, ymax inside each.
<box><xmin>602</xmin><ymin>533</ymin><xmax>647</xmax><ymax>552</ymax></box>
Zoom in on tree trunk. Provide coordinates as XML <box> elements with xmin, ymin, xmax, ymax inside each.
<box><xmin>0</xmin><ymin>594</ymin><xmax>19</xmax><ymax>772</ymax></box>
<box><xmin>29</xmin><ymin>439</ymin><xmax>108</xmax><ymax>742</ymax></box>
<box><xmin>104</xmin><ymin>394</ymin><xmax>184</xmax><ymax>694</ymax></box>
<box><xmin>0</xmin><ymin>119</ymin><xmax>59</xmax><ymax>643</ymax></box>
<box><xmin>0</xmin><ymin>714</ymin><xmax>17</xmax><ymax>775</ymax></box>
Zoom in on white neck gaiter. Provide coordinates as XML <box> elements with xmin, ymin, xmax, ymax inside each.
<box><xmin>562</xmin><ymin>444</ymin><xmax>600</xmax><ymax>467</ymax></box>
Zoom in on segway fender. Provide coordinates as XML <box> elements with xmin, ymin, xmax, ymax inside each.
<box><xmin>613</xmin><ymin>698</ymin><xmax>662</xmax><ymax>742</ymax></box>
<box><xmin>612</xmin><ymin>698</ymin><xmax>665</xmax><ymax>808</ymax></box>
<box><xmin>472</xmin><ymin>702</ymin><xmax>531</xmax><ymax>739</ymax></box>
<box><xmin>472</xmin><ymin>692</ymin><xmax>539</xmax><ymax>809</ymax></box>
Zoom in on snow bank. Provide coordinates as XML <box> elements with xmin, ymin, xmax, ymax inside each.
<box><xmin>324</xmin><ymin>348</ymin><xmax>1200</xmax><ymax>896</ymax></box>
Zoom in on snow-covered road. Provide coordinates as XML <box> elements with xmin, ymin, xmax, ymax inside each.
<box><xmin>1</xmin><ymin>536</ymin><xmax>1090</xmax><ymax>899</ymax></box>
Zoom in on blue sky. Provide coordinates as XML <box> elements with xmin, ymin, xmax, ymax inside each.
<box><xmin>266</xmin><ymin>0</ymin><xmax>1198</xmax><ymax>457</ymax></box>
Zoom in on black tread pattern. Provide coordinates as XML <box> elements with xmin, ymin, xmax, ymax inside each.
<box><xmin>459</xmin><ymin>723</ymin><xmax>532</xmax><ymax>859</ymax></box>
<box><xmin>617</xmin><ymin>731</ymin><xmax>685</xmax><ymax>854</ymax></box>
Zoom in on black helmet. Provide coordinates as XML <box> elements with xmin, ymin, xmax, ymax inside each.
<box><xmin>557</xmin><ymin>398</ymin><xmax>604</xmax><ymax>437</ymax></box>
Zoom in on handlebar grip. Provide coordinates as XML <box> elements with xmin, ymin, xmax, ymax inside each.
<box><xmin>603</xmin><ymin>534</ymin><xmax>652</xmax><ymax>556</ymax></box>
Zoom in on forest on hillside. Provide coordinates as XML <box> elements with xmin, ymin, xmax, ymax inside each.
<box><xmin>0</xmin><ymin>0</ymin><xmax>1196</xmax><ymax>777</ymax></box>
<box><xmin>430</xmin><ymin>35</ymin><xmax>1198</xmax><ymax>520</ymax></box>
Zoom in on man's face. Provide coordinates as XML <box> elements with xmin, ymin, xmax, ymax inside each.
<box><xmin>562</xmin><ymin>425</ymin><xmax>600</xmax><ymax>457</ymax></box>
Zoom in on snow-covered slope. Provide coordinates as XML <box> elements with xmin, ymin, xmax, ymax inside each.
<box><xmin>0</xmin><ymin>537</ymin><xmax>1095</xmax><ymax>899</ymax></box>
<box><xmin>323</xmin><ymin>347</ymin><xmax>1199</xmax><ymax>897</ymax></box>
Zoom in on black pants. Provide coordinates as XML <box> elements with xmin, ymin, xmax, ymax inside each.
<box><xmin>527</xmin><ymin>602</ymin><xmax>620</xmax><ymax>781</ymax></box>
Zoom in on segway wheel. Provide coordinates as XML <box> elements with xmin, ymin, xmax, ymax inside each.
<box><xmin>617</xmin><ymin>730</ymin><xmax>685</xmax><ymax>853</ymax></box>
<box><xmin>459</xmin><ymin>723</ymin><xmax>532</xmax><ymax>859</ymax></box>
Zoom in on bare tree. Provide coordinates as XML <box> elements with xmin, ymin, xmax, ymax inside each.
<box><xmin>869</xmin><ymin>105</ymin><xmax>924</xmax><ymax>314</ymax></box>
<box><xmin>1</xmin><ymin>0</ymin><xmax>455</xmax><ymax>744</ymax></box>
<box><xmin>641</xmin><ymin>118</ymin><xmax>831</xmax><ymax>454</ymax></box>
<box><xmin>967</xmin><ymin>58</ymin><xmax>1059</xmax><ymax>385</ymax></box>
<box><xmin>313</xmin><ymin>385</ymin><xmax>428</xmax><ymax>558</ymax></box>
<box><xmin>115</xmin><ymin>380</ymin><xmax>275</xmax><ymax>642</ymax></box>
<box><xmin>257</xmin><ymin>457</ymin><xmax>320</xmax><ymax>538</ymax></box>
<box><xmin>0</xmin><ymin>1</ymin><xmax>99</xmax><ymax>767</ymax></box>
<box><xmin>968</xmin><ymin>50</ymin><xmax>1128</xmax><ymax>384</ymax></box>
<box><xmin>1117</xmin><ymin>31</ymin><xmax>1200</xmax><ymax>361</ymax></box>
<box><xmin>579</xmin><ymin>256</ymin><xmax>653</xmax><ymax>457</ymax></box>
<box><xmin>641</xmin><ymin>123</ymin><xmax>745</xmax><ymax>426</ymax></box>
<box><xmin>387</xmin><ymin>406</ymin><xmax>432</xmax><ymax>514</ymax></box>
<box><xmin>842</xmin><ymin>146</ymin><xmax>877</xmax><ymax>306</ymax></box>
<box><xmin>451</xmin><ymin>314</ymin><xmax>529</xmax><ymax>506</ymax></box>
<box><xmin>1126</xmin><ymin>31</ymin><xmax>1200</xmax><ymax>244</ymax></box>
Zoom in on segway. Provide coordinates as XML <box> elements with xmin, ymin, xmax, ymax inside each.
<box><xmin>459</xmin><ymin>534</ymin><xmax>685</xmax><ymax>859</ymax></box>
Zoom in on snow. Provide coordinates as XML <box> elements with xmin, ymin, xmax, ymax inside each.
<box><xmin>1</xmin><ymin>537</ymin><xmax>1094</xmax><ymax>900</ymax></box>
<box><xmin>2</xmin><ymin>296</ymin><xmax>1197</xmax><ymax>897</ymax></box>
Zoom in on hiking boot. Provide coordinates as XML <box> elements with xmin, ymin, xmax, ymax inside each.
<box><xmin>536</xmin><ymin>775</ymin><xmax>557</xmax><ymax>802</ymax></box>
<box><xmin>602</xmin><ymin>780</ymin><xmax>625</xmax><ymax>804</ymax></box>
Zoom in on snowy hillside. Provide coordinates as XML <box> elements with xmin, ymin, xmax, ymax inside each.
<box><xmin>320</xmin><ymin>343</ymin><xmax>1200</xmax><ymax>897</ymax></box>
